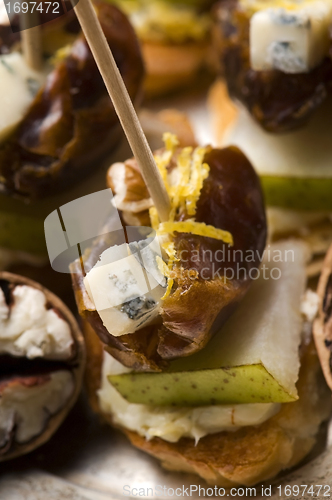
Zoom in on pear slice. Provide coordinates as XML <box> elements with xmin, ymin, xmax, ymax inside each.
<box><xmin>260</xmin><ymin>177</ymin><xmax>332</xmax><ymax>211</ymax></box>
<box><xmin>223</xmin><ymin>100</ymin><xmax>332</xmax><ymax>211</ymax></box>
<box><xmin>109</xmin><ymin>364</ymin><xmax>296</xmax><ymax>406</ymax></box>
<box><xmin>109</xmin><ymin>241</ymin><xmax>308</xmax><ymax>406</ymax></box>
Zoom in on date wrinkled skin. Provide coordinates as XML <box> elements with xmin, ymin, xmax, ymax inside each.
<box><xmin>0</xmin><ymin>2</ymin><xmax>144</xmax><ymax>199</ymax></box>
<box><xmin>212</xmin><ymin>0</ymin><xmax>332</xmax><ymax>133</ymax></box>
<box><xmin>71</xmin><ymin>147</ymin><xmax>267</xmax><ymax>371</ymax></box>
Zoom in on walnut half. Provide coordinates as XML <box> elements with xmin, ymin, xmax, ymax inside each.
<box><xmin>0</xmin><ymin>272</ymin><xmax>85</xmax><ymax>461</ymax></box>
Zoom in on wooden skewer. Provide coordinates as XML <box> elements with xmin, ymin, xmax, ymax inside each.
<box><xmin>70</xmin><ymin>0</ymin><xmax>171</xmax><ymax>223</ymax></box>
<box><xmin>20</xmin><ymin>11</ymin><xmax>42</xmax><ymax>71</ymax></box>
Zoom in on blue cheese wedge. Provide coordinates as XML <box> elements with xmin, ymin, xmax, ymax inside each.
<box><xmin>0</xmin><ymin>52</ymin><xmax>46</xmax><ymax>143</ymax></box>
<box><xmin>84</xmin><ymin>241</ymin><xmax>166</xmax><ymax>337</ymax></box>
<box><xmin>249</xmin><ymin>1</ymin><xmax>332</xmax><ymax>73</ymax></box>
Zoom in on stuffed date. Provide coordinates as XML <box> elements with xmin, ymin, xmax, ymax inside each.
<box><xmin>0</xmin><ymin>1</ymin><xmax>144</xmax><ymax>199</ymax></box>
<box><xmin>71</xmin><ymin>136</ymin><xmax>266</xmax><ymax>371</ymax></box>
<box><xmin>212</xmin><ymin>0</ymin><xmax>332</xmax><ymax>133</ymax></box>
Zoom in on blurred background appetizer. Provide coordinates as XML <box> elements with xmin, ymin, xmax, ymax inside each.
<box><xmin>0</xmin><ymin>272</ymin><xmax>84</xmax><ymax>461</ymax></box>
<box><xmin>0</xmin><ymin>0</ymin><xmax>144</xmax><ymax>300</ymax></box>
<box><xmin>212</xmin><ymin>0</ymin><xmax>332</xmax><ymax>133</ymax></box>
<box><xmin>111</xmin><ymin>0</ymin><xmax>215</xmax><ymax>97</ymax></box>
<box><xmin>210</xmin><ymin>0</ymin><xmax>332</xmax><ymax>277</ymax></box>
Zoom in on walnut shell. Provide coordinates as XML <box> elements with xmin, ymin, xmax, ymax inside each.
<box><xmin>0</xmin><ymin>272</ymin><xmax>85</xmax><ymax>461</ymax></box>
<box><xmin>313</xmin><ymin>245</ymin><xmax>332</xmax><ymax>391</ymax></box>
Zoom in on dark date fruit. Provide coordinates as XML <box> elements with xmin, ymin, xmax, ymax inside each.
<box><xmin>212</xmin><ymin>0</ymin><xmax>332</xmax><ymax>133</ymax></box>
<box><xmin>0</xmin><ymin>2</ymin><xmax>144</xmax><ymax>200</ymax></box>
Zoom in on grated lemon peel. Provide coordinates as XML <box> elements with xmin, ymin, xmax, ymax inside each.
<box><xmin>150</xmin><ymin>133</ymin><xmax>233</xmax><ymax>299</ymax></box>
<box><xmin>50</xmin><ymin>45</ymin><xmax>72</xmax><ymax>66</ymax></box>
<box><xmin>158</xmin><ymin>221</ymin><xmax>234</xmax><ymax>245</ymax></box>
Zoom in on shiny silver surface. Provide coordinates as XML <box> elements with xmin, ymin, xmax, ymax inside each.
<box><xmin>0</xmin><ymin>395</ymin><xmax>331</xmax><ymax>500</ymax></box>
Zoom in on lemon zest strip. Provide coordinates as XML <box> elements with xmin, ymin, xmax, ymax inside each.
<box><xmin>158</xmin><ymin>221</ymin><xmax>234</xmax><ymax>246</ymax></box>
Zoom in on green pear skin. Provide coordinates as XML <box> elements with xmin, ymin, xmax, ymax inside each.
<box><xmin>0</xmin><ymin>211</ymin><xmax>46</xmax><ymax>256</ymax></box>
<box><xmin>108</xmin><ymin>364</ymin><xmax>297</xmax><ymax>407</ymax></box>
<box><xmin>261</xmin><ymin>176</ymin><xmax>332</xmax><ymax>211</ymax></box>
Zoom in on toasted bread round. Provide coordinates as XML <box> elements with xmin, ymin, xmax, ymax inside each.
<box><xmin>142</xmin><ymin>41</ymin><xmax>210</xmax><ymax>97</ymax></box>
<box><xmin>84</xmin><ymin>321</ymin><xmax>331</xmax><ymax>487</ymax></box>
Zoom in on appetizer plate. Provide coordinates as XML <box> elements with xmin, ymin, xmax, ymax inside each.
<box><xmin>1</xmin><ymin>88</ymin><xmax>331</xmax><ymax>500</ymax></box>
